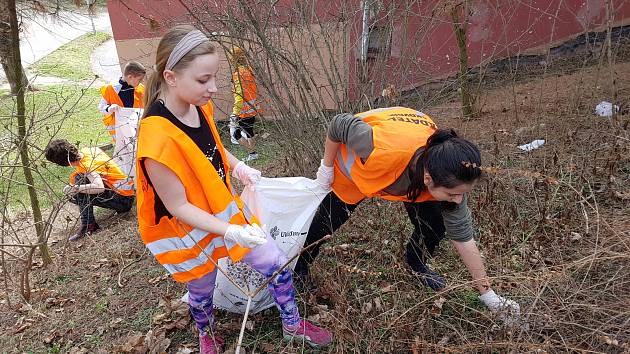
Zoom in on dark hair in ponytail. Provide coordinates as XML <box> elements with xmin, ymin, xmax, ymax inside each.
<box><xmin>406</xmin><ymin>129</ymin><xmax>482</xmax><ymax>201</ymax></box>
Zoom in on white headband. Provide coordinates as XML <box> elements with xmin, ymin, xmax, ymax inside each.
<box><xmin>165</xmin><ymin>30</ymin><xmax>209</xmax><ymax>70</ymax></box>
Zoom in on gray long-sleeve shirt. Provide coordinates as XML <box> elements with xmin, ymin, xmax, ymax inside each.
<box><xmin>328</xmin><ymin>113</ymin><xmax>474</xmax><ymax>242</ymax></box>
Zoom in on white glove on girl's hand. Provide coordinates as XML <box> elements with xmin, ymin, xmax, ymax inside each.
<box><xmin>232</xmin><ymin>161</ymin><xmax>261</xmax><ymax>185</ymax></box>
<box><xmin>244</xmin><ymin>224</ymin><xmax>267</xmax><ymax>240</ymax></box>
<box><xmin>108</xmin><ymin>104</ymin><xmax>120</xmax><ymax>113</ymax></box>
<box><xmin>224</xmin><ymin>224</ymin><xmax>267</xmax><ymax>249</ymax></box>
<box><xmin>315</xmin><ymin>160</ymin><xmax>334</xmax><ymax>190</ymax></box>
<box><xmin>479</xmin><ymin>289</ymin><xmax>521</xmax><ymax>324</ymax></box>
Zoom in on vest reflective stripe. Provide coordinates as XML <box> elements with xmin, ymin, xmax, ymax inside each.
<box><xmin>336</xmin><ymin>144</ymin><xmax>355</xmax><ymax>180</ymax></box>
<box><xmin>214</xmin><ymin>200</ymin><xmax>240</xmax><ymax>223</ymax></box>
<box><xmin>242</xmin><ymin>202</ymin><xmax>254</xmax><ymax>221</ymax></box>
<box><xmin>240</xmin><ymin>98</ymin><xmax>258</xmax><ymax>116</ymax></box>
<box><xmin>161</xmin><ymin>236</ymin><xmax>227</xmax><ymax>275</ymax></box>
<box><xmin>145</xmin><ymin>201</ymin><xmax>240</xmax><ymax>256</ymax></box>
<box><xmin>146</xmin><ymin>228</ymin><xmax>217</xmax><ymax>255</ymax></box>
<box><xmin>112</xmin><ymin>178</ymin><xmax>134</xmax><ymax>192</ymax></box>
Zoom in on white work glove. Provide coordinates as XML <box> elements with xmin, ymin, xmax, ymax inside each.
<box><xmin>63</xmin><ymin>184</ymin><xmax>79</xmax><ymax>196</ymax></box>
<box><xmin>479</xmin><ymin>289</ymin><xmax>521</xmax><ymax>325</ymax></box>
<box><xmin>107</xmin><ymin>104</ymin><xmax>120</xmax><ymax>113</ymax></box>
<box><xmin>232</xmin><ymin>161</ymin><xmax>261</xmax><ymax>185</ymax></box>
<box><xmin>224</xmin><ymin>224</ymin><xmax>267</xmax><ymax>249</ymax></box>
<box><xmin>315</xmin><ymin>159</ymin><xmax>334</xmax><ymax>190</ymax></box>
<box><xmin>229</xmin><ymin>114</ymin><xmax>238</xmax><ymax>128</ymax></box>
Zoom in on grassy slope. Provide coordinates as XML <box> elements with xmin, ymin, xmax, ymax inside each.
<box><xmin>0</xmin><ymin>84</ymin><xmax>110</xmax><ymax>209</ymax></box>
<box><xmin>30</xmin><ymin>32</ymin><xmax>111</xmax><ymax>80</ymax></box>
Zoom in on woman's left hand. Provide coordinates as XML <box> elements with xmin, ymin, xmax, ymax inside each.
<box><xmin>479</xmin><ymin>289</ymin><xmax>521</xmax><ymax>324</ymax></box>
<box><xmin>232</xmin><ymin>161</ymin><xmax>261</xmax><ymax>185</ymax></box>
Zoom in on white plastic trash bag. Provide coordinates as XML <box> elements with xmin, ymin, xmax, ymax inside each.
<box><xmin>113</xmin><ymin>108</ymin><xmax>142</xmax><ymax>181</ymax></box>
<box><xmin>184</xmin><ymin>177</ymin><xmax>328</xmax><ymax>314</ymax></box>
<box><xmin>594</xmin><ymin>101</ymin><xmax>619</xmax><ymax>117</ymax></box>
<box><xmin>518</xmin><ymin>139</ymin><xmax>545</xmax><ymax>152</ymax></box>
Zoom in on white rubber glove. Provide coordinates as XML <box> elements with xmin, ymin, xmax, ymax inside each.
<box><xmin>244</xmin><ymin>224</ymin><xmax>267</xmax><ymax>240</ymax></box>
<box><xmin>232</xmin><ymin>161</ymin><xmax>261</xmax><ymax>185</ymax></box>
<box><xmin>108</xmin><ymin>104</ymin><xmax>120</xmax><ymax>113</ymax></box>
<box><xmin>224</xmin><ymin>224</ymin><xmax>267</xmax><ymax>249</ymax></box>
<box><xmin>229</xmin><ymin>114</ymin><xmax>238</xmax><ymax>128</ymax></box>
<box><xmin>63</xmin><ymin>184</ymin><xmax>79</xmax><ymax>196</ymax></box>
<box><xmin>479</xmin><ymin>289</ymin><xmax>521</xmax><ymax>325</ymax></box>
<box><xmin>315</xmin><ymin>159</ymin><xmax>334</xmax><ymax>190</ymax></box>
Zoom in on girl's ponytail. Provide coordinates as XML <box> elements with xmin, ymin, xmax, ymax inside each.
<box><xmin>142</xmin><ymin>69</ymin><xmax>162</xmax><ymax>117</ymax></box>
<box><xmin>425</xmin><ymin>128</ymin><xmax>458</xmax><ymax>148</ymax></box>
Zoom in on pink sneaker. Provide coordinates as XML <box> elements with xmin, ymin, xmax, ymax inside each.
<box><xmin>283</xmin><ymin>320</ymin><xmax>332</xmax><ymax>348</ymax></box>
<box><xmin>199</xmin><ymin>332</ymin><xmax>224</xmax><ymax>354</ymax></box>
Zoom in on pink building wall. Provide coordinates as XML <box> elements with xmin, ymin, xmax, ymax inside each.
<box><xmin>107</xmin><ymin>0</ymin><xmax>630</xmax><ymax>107</ymax></box>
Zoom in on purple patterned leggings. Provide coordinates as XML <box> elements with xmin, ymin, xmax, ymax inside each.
<box><xmin>187</xmin><ymin>233</ymin><xmax>300</xmax><ymax>332</ymax></box>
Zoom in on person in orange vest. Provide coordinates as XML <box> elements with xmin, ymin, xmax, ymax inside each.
<box><xmin>136</xmin><ymin>26</ymin><xmax>331</xmax><ymax>353</ymax></box>
<box><xmin>98</xmin><ymin>61</ymin><xmax>146</xmax><ymax>143</ymax></box>
<box><xmin>44</xmin><ymin>139</ymin><xmax>135</xmax><ymax>241</ymax></box>
<box><xmin>296</xmin><ymin>107</ymin><xmax>521</xmax><ymax>322</ymax></box>
<box><xmin>228</xmin><ymin>47</ymin><xmax>259</xmax><ymax>161</ymax></box>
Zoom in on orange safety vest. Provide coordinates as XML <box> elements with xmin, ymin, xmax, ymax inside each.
<box><xmin>135</xmin><ymin>102</ymin><xmax>258</xmax><ymax>283</ymax></box>
<box><xmin>69</xmin><ymin>147</ymin><xmax>134</xmax><ymax>196</ymax></box>
<box><xmin>100</xmin><ymin>83</ymin><xmax>145</xmax><ymax>142</ymax></box>
<box><xmin>232</xmin><ymin>66</ymin><xmax>258</xmax><ymax>118</ymax></box>
<box><xmin>332</xmin><ymin>107</ymin><xmax>439</xmax><ymax>204</ymax></box>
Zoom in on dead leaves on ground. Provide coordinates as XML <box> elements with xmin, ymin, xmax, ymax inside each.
<box><xmin>430</xmin><ymin>296</ymin><xmax>447</xmax><ymax>317</ymax></box>
<box><xmin>113</xmin><ymin>296</ymin><xmax>191</xmax><ymax>354</ymax></box>
<box><xmin>113</xmin><ymin>330</ymin><xmax>170</xmax><ymax>354</ymax></box>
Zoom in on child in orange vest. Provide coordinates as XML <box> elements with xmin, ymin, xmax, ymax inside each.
<box><xmin>135</xmin><ymin>26</ymin><xmax>331</xmax><ymax>353</ymax></box>
<box><xmin>228</xmin><ymin>47</ymin><xmax>259</xmax><ymax>161</ymax></box>
<box><xmin>44</xmin><ymin>139</ymin><xmax>134</xmax><ymax>241</ymax></box>
<box><xmin>297</xmin><ymin>108</ymin><xmax>521</xmax><ymax>324</ymax></box>
<box><xmin>98</xmin><ymin>61</ymin><xmax>146</xmax><ymax>142</ymax></box>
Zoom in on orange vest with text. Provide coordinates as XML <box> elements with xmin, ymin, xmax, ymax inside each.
<box><xmin>135</xmin><ymin>102</ymin><xmax>257</xmax><ymax>283</ymax></box>
<box><xmin>332</xmin><ymin>107</ymin><xmax>439</xmax><ymax>204</ymax></box>
<box><xmin>232</xmin><ymin>66</ymin><xmax>258</xmax><ymax>118</ymax></box>
<box><xmin>69</xmin><ymin>147</ymin><xmax>134</xmax><ymax>196</ymax></box>
<box><xmin>100</xmin><ymin>83</ymin><xmax>145</xmax><ymax>142</ymax></box>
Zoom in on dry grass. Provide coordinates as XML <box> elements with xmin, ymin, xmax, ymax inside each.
<box><xmin>0</xmin><ymin>56</ymin><xmax>628</xmax><ymax>353</ymax></box>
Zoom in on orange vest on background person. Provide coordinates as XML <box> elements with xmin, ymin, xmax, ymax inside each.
<box><xmin>135</xmin><ymin>102</ymin><xmax>258</xmax><ymax>283</ymax></box>
<box><xmin>100</xmin><ymin>83</ymin><xmax>145</xmax><ymax>142</ymax></box>
<box><xmin>332</xmin><ymin>107</ymin><xmax>439</xmax><ymax>205</ymax></box>
<box><xmin>69</xmin><ymin>147</ymin><xmax>134</xmax><ymax>197</ymax></box>
<box><xmin>232</xmin><ymin>66</ymin><xmax>258</xmax><ymax>118</ymax></box>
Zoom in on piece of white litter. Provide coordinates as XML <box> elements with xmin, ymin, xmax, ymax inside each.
<box><xmin>595</xmin><ymin>101</ymin><xmax>619</xmax><ymax>117</ymax></box>
<box><xmin>518</xmin><ymin>139</ymin><xmax>545</xmax><ymax>152</ymax></box>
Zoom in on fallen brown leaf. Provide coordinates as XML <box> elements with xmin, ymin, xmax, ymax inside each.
<box><xmin>112</xmin><ymin>332</ymin><xmax>145</xmax><ymax>353</ymax></box>
<box><xmin>144</xmin><ymin>329</ymin><xmax>171</xmax><ymax>354</ymax></box>
<box><xmin>613</xmin><ymin>190</ymin><xmax>630</xmax><ymax>200</ymax></box>
<box><xmin>430</xmin><ymin>297</ymin><xmax>446</xmax><ymax>317</ymax></box>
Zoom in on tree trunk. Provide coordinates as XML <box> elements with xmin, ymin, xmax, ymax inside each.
<box><xmin>3</xmin><ymin>0</ymin><xmax>53</xmax><ymax>267</ymax></box>
<box><xmin>0</xmin><ymin>5</ymin><xmax>28</xmax><ymax>95</ymax></box>
<box><xmin>450</xmin><ymin>1</ymin><xmax>475</xmax><ymax>119</ymax></box>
